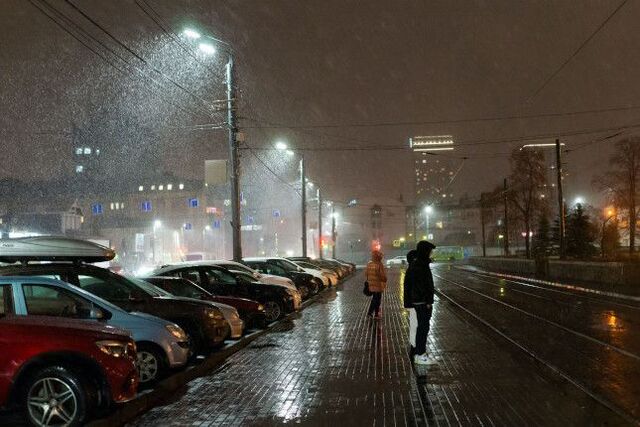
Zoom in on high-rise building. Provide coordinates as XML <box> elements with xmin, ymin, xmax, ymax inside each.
<box><xmin>409</xmin><ymin>135</ymin><xmax>457</xmax><ymax>207</ymax></box>
<box><xmin>72</xmin><ymin>126</ymin><xmax>102</xmax><ymax>179</ymax></box>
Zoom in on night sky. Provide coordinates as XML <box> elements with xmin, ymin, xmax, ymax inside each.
<box><xmin>1</xmin><ymin>0</ymin><xmax>639</xmax><ymax>206</ymax></box>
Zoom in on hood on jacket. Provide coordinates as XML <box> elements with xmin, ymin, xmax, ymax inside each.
<box><xmin>371</xmin><ymin>250</ymin><xmax>383</xmax><ymax>262</ymax></box>
<box><xmin>416</xmin><ymin>240</ymin><xmax>436</xmax><ymax>261</ymax></box>
<box><xmin>406</xmin><ymin>250</ymin><xmax>417</xmax><ymax>264</ymax></box>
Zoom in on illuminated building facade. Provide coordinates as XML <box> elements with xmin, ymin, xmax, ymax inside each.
<box><xmin>409</xmin><ymin>135</ymin><xmax>457</xmax><ymax>207</ymax></box>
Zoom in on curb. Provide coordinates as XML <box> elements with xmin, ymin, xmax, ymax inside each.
<box><xmin>88</xmin><ymin>290</ymin><xmax>328</xmax><ymax>427</ymax></box>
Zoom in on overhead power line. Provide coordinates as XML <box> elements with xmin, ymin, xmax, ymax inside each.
<box><xmin>526</xmin><ymin>0</ymin><xmax>629</xmax><ymax>103</ymax></box>
<box><xmin>242</xmin><ymin>103</ymin><xmax>640</xmax><ymax>130</ymax></box>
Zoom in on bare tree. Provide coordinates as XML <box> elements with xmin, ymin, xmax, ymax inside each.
<box><xmin>594</xmin><ymin>138</ymin><xmax>640</xmax><ymax>254</ymax></box>
<box><xmin>507</xmin><ymin>148</ymin><xmax>547</xmax><ymax>258</ymax></box>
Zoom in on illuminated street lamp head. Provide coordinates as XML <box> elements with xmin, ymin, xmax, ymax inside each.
<box><xmin>275</xmin><ymin>141</ymin><xmax>288</xmax><ymax>150</ymax></box>
<box><xmin>198</xmin><ymin>43</ymin><xmax>216</xmax><ymax>55</ymax></box>
<box><xmin>606</xmin><ymin>207</ymin><xmax>615</xmax><ymax>217</ymax></box>
<box><xmin>424</xmin><ymin>205</ymin><xmax>433</xmax><ymax>214</ymax></box>
<box><xmin>574</xmin><ymin>196</ymin><xmax>585</xmax><ymax>206</ymax></box>
<box><xmin>183</xmin><ymin>28</ymin><xmax>201</xmax><ymax>39</ymax></box>
<box><xmin>307</xmin><ymin>181</ymin><xmax>314</xmax><ymax>188</ymax></box>
<box><xmin>286</xmin><ymin>149</ymin><xmax>295</xmax><ymax>156</ymax></box>
<box><xmin>153</xmin><ymin>220</ymin><xmax>162</xmax><ymax>229</ymax></box>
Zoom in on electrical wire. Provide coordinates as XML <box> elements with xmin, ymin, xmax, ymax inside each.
<box><xmin>242</xmin><ymin>103</ymin><xmax>640</xmax><ymax>130</ymax></box>
<box><xmin>525</xmin><ymin>0</ymin><xmax>629</xmax><ymax>103</ymax></box>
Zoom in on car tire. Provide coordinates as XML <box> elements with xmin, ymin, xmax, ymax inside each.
<box><xmin>136</xmin><ymin>344</ymin><xmax>166</xmax><ymax>385</ymax></box>
<box><xmin>23</xmin><ymin>366</ymin><xmax>88</xmax><ymax>427</ymax></box>
<box><xmin>182</xmin><ymin>324</ymin><xmax>204</xmax><ymax>358</ymax></box>
<box><xmin>263</xmin><ymin>300</ymin><xmax>282</xmax><ymax>322</ymax></box>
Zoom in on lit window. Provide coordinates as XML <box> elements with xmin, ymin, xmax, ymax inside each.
<box><xmin>158</xmin><ymin>185</ymin><xmax>164</xmax><ymax>191</ymax></box>
<box><xmin>75</xmin><ymin>165</ymin><xmax>84</xmax><ymax>173</ymax></box>
<box><xmin>138</xmin><ymin>186</ymin><xmax>144</xmax><ymax>192</ymax></box>
<box><xmin>167</xmin><ymin>184</ymin><xmax>173</xmax><ymax>190</ymax></box>
<box><xmin>141</xmin><ymin>201</ymin><xmax>152</xmax><ymax>212</ymax></box>
<box><xmin>75</xmin><ymin>148</ymin><xmax>83</xmax><ymax>155</ymax></box>
<box><xmin>422</xmin><ymin>160</ymin><xmax>427</xmax><ymax>164</ymax></box>
<box><xmin>96</xmin><ymin>149</ymin><xmax>100</xmax><ymax>156</ymax></box>
<box><xmin>179</xmin><ymin>183</ymin><xmax>184</xmax><ymax>190</ymax></box>
<box><xmin>121</xmin><ymin>202</ymin><xmax>125</xmax><ymax>209</ymax></box>
<box><xmin>110</xmin><ymin>203</ymin><xmax>115</xmax><ymax>210</ymax></box>
<box><xmin>115</xmin><ymin>203</ymin><xmax>120</xmax><ymax>210</ymax></box>
<box><xmin>84</xmin><ymin>148</ymin><xmax>92</xmax><ymax>155</ymax></box>
<box><xmin>151</xmin><ymin>185</ymin><xmax>156</xmax><ymax>191</ymax></box>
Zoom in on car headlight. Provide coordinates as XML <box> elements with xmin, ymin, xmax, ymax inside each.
<box><xmin>257</xmin><ymin>304</ymin><xmax>265</xmax><ymax>311</ymax></box>
<box><xmin>165</xmin><ymin>324</ymin><xmax>187</xmax><ymax>341</ymax></box>
<box><xmin>205</xmin><ymin>308</ymin><xmax>225</xmax><ymax>321</ymax></box>
<box><xmin>96</xmin><ymin>340</ymin><xmax>134</xmax><ymax>358</ymax></box>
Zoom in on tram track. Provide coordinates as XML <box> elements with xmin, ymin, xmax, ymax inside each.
<box><xmin>432</xmin><ymin>270</ymin><xmax>640</xmax><ymax>425</ymax></box>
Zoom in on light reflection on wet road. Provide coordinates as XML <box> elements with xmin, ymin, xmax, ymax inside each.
<box><xmin>434</xmin><ymin>264</ymin><xmax>640</xmax><ymax>423</ymax></box>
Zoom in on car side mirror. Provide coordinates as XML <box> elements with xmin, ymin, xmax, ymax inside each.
<box><xmin>79</xmin><ymin>306</ymin><xmax>110</xmax><ymax>320</ymax></box>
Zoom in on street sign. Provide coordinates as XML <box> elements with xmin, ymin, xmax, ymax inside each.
<box><xmin>273</xmin><ymin>209</ymin><xmax>281</xmax><ymax>218</ymax></box>
<box><xmin>213</xmin><ymin>219</ymin><xmax>221</xmax><ymax>229</ymax></box>
<box><xmin>184</xmin><ymin>223</ymin><xmax>192</xmax><ymax>230</ymax></box>
<box><xmin>393</xmin><ymin>240</ymin><xmax>401</xmax><ymax>248</ymax></box>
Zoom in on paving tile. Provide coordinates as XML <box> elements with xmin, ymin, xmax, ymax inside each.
<box><xmin>129</xmin><ymin>268</ymin><xmax>628</xmax><ymax>426</ymax></box>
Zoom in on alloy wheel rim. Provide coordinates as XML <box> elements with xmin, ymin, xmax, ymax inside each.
<box><xmin>264</xmin><ymin>301</ymin><xmax>281</xmax><ymax>322</ymax></box>
<box><xmin>27</xmin><ymin>377</ymin><xmax>78</xmax><ymax>427</ymax></box>
<box><xmin>137</xmin><ymin>351</ymin><xmax>159</xmax><ymax>383</ymax></box>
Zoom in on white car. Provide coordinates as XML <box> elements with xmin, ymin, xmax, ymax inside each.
<box><xmin>386</xmin><ymin>255</ymin><xmax>407</xmax><ymax>267</ymax></box>
<box><xmin>210</xmin><ymin>260</ymin><xmax>298</xmax><ymax>292</ymax></box>
<box><xmin>245</xmin><ymin>257</ymin><xmax>330</xmax><ymax>288</ymax></box>
<box><xmin>295</xmin><ymin>261</ymin><xmax>339</xmax><ymax>286</ymax></box>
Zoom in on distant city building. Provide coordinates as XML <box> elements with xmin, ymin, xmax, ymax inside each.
<box><xmin>409</xmin><ymin>135</ymin><xmax>457</xmax><ymax>207</ymax></box>
<box><xmin>72</xmin><ymin>126</ymin><xmax>102</xmax><ymax>179</ymax></box>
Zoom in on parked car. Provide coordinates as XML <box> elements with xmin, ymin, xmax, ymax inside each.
<box><xmin>291</xmin><ymin>257</ymin><xmax>347</xmax><ymax>279</ymax></box>
<box><xmin>2</xmin><ymin>276</ymin><xmax>189</xmax><ymax>385</ymax></box>
<box><xmin>143</xmin><ymin>276</ymin><xmax>267</xmax><ymax>330</ymax></box>
<box><xmin>208</xmin><ymin>260</ymin><xmax>298</xmax><ymax>292</ymax></box>
<box><xmin>0</xmin><ymin>263</ymin><xmax>230</xmax><ymax>354</ymax></box>
<box><xmin>0</xmin><ymin>313</ymin><xmax>138</xmax><ymax>426</ymax></box>
<box><xmin>386</xmin><ymin>255</ymin><xmax>407</xmax><ymax>267</ymax></box>
<box><xmin>283</xmin><ymin>258</ymin><xmax>331</xmax><ymax>288</ymax></box>
<box><xmin>293</xmin><ymin>260</ymin><xmax>339</xmax><ymax>286</ymax></box>
<box><xmin>333</xmin><ymin>258</ymin><xmax>356</xmax><ymax>273</ymax></box>
<box><xmin>150</xmin><ymin>263</ymin><xmax>300</xmax><ymax>322</ymax></box>
<box><xmin>243</xmin><ymin>257</ymin><xmax>323</xmax><ymax>299</ymax></box>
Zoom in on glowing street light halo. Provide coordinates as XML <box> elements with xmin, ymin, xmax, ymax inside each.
<box><xmin>183</xmin><ymin>28</ymin><xmax>201</xmax><ymax>39</ymax></box>
<box><xmin>198</xmin><ymin>43</ymin><xmax>216</xmax><ymax>55</ymax></box>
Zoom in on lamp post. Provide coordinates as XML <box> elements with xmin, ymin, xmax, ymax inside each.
<box><xmin>601</xmin><ymin>207</ymin><xmax>616</xmax><ymax>258</ymax></box>
<box><xmin>275</xmin><ymin>141</ymin><xmax>311</xmax><ymax>257</ymax></box>
<box><xmin>183</xmin><ymin>28</ymin><xmax>242</xmax><ymax>261</ymax></box>
<box><xmin>424</xmin><ymin>205</ymin><xmax>433</xmax><ymax>241</ymax></box>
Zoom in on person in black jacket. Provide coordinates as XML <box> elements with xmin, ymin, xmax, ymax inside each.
<box><xmin>407</xmin><ymin>240</ymin><xmax>436</xmax><ymax>365</ymax></box>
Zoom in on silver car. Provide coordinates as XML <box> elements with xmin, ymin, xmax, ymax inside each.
<box><xmin>6</xmin><ymin>276</ymin><xmax>190</xmax><ymax>384</ymax></box>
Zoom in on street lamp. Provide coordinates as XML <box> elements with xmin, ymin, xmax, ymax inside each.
<box><xmin>182</xmin><ymin>27</ymin><xmax>241</xmax><ymax>261</ymax></box>
<box><xmin>276</xmin><ymin>141</ymin><xmax>309</xmax><ymax>257</ymax></box>
<box><xmin>424</xmin><ymin>205</ymin><xmax>433</xmax><ymax>241</ymax></box>
<box><xmin>601</xmin><ymin>207</ymin><xmax>616</xmax><ymax>258</ymax></box>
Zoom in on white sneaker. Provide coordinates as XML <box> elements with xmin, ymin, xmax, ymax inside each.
<box><xmin>414</xmin><ymin>354</ymin><xmax>437</xmax><ymax>365</ymax></box>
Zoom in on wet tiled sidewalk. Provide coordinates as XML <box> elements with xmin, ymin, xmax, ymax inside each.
<box><xmin>130</xmin><ymin>269</ymin><xmax>625</xmax><ymax>426</ymax></box>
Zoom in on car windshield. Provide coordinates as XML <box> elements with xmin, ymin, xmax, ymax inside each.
<box><xmin>233</xmin><ymin>271</ymin><xmax>259</xmax><ymax>283</ymax></box>
<box><xmin>274</xmin><ymin>259</ymin><xmax>300</xmax><ymax>272</ymax></box>
<box><xmin>221</xmin><ymin>262</ymin><xmax>257</xmax><ymax>275</ymax></box>
<box><xmin>126</xmin><ymin>275</ymin><xmax>173</xmax><ymax>297</ymax></box>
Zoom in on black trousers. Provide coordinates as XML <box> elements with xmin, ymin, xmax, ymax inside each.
<box><xmin>414</xmin><ymin>303</ymin><xmax>433</xmax><ymax>355</ymax></box>
<box><xmin>368</xmin><ymin>292</ymin><xmax>382</xmax><ymax>315</ymax></box>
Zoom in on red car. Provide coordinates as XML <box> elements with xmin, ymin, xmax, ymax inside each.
<box><xmin>144</xmin><ymin>276</ymin><xmax>268</xmax><ymax>329</ymax></box>
<box><xmin>0</xmin><ymin>315</ymin><xmax>138</xmax><ymax>426</ymax></box>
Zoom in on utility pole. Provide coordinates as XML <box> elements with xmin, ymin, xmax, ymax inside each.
<box><xmin>226</xmin><ymin>54</ymin><xmax>242</xmax><ymax>262</ymax></box>
<box><xmin>317</xmin><ymin>189</ymin><xmax>322</xmax><ymax>258</ymax></box>
<box><xmin>503</xmin><ymin>178</ymin><xmax>510</xmax><ymax>256</ymax></box>
<box><xmin>556</xmin><ymin>138</ymin><xmax>566</xmax><ymax>259</ymax></box>
<box><xmin>300</xmin><ymin>156</ymin><xmax>307</xmax><ymax>257</ymax></box>
<box><xmin>480</xmin><ymin>193</ymin><xmax>487</xmax><ymax>257</ymax></box>
<box><xmin>331</xmin><ymin>204</ymin><xmax>337</xmax><ymax>258</ymax></box>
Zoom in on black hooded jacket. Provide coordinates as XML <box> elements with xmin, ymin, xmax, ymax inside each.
<box><xmin>403</xmin><ymin>257</ymin><xmax>434</xmax><ymax>307</ymax></box>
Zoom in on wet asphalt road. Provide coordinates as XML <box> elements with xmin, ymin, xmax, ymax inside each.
<box><xmin>433</xmin><ymin>264</ymin><xmax>640</xmax><ymax>423</ymax></box>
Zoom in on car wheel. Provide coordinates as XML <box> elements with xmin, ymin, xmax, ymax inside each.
<box><xmin>264</xmin><ymin>300</ymin><xmax>282</xmax><ymax>322</ymax></box>
<box><xmin>24</xmin><ymin>366</ymin><xmax>88</xmax><ymax>427</ymax></box>
<box><xmin>136</xmin><ymin>344</ymin><xmax>165</xmax><ymax>385</ymax></box>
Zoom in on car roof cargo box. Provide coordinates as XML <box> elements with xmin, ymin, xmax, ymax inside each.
<box><xmin>0</xmin><ymin>236</ymin><xmax>115</xmax><ymax>263</ymax></box>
